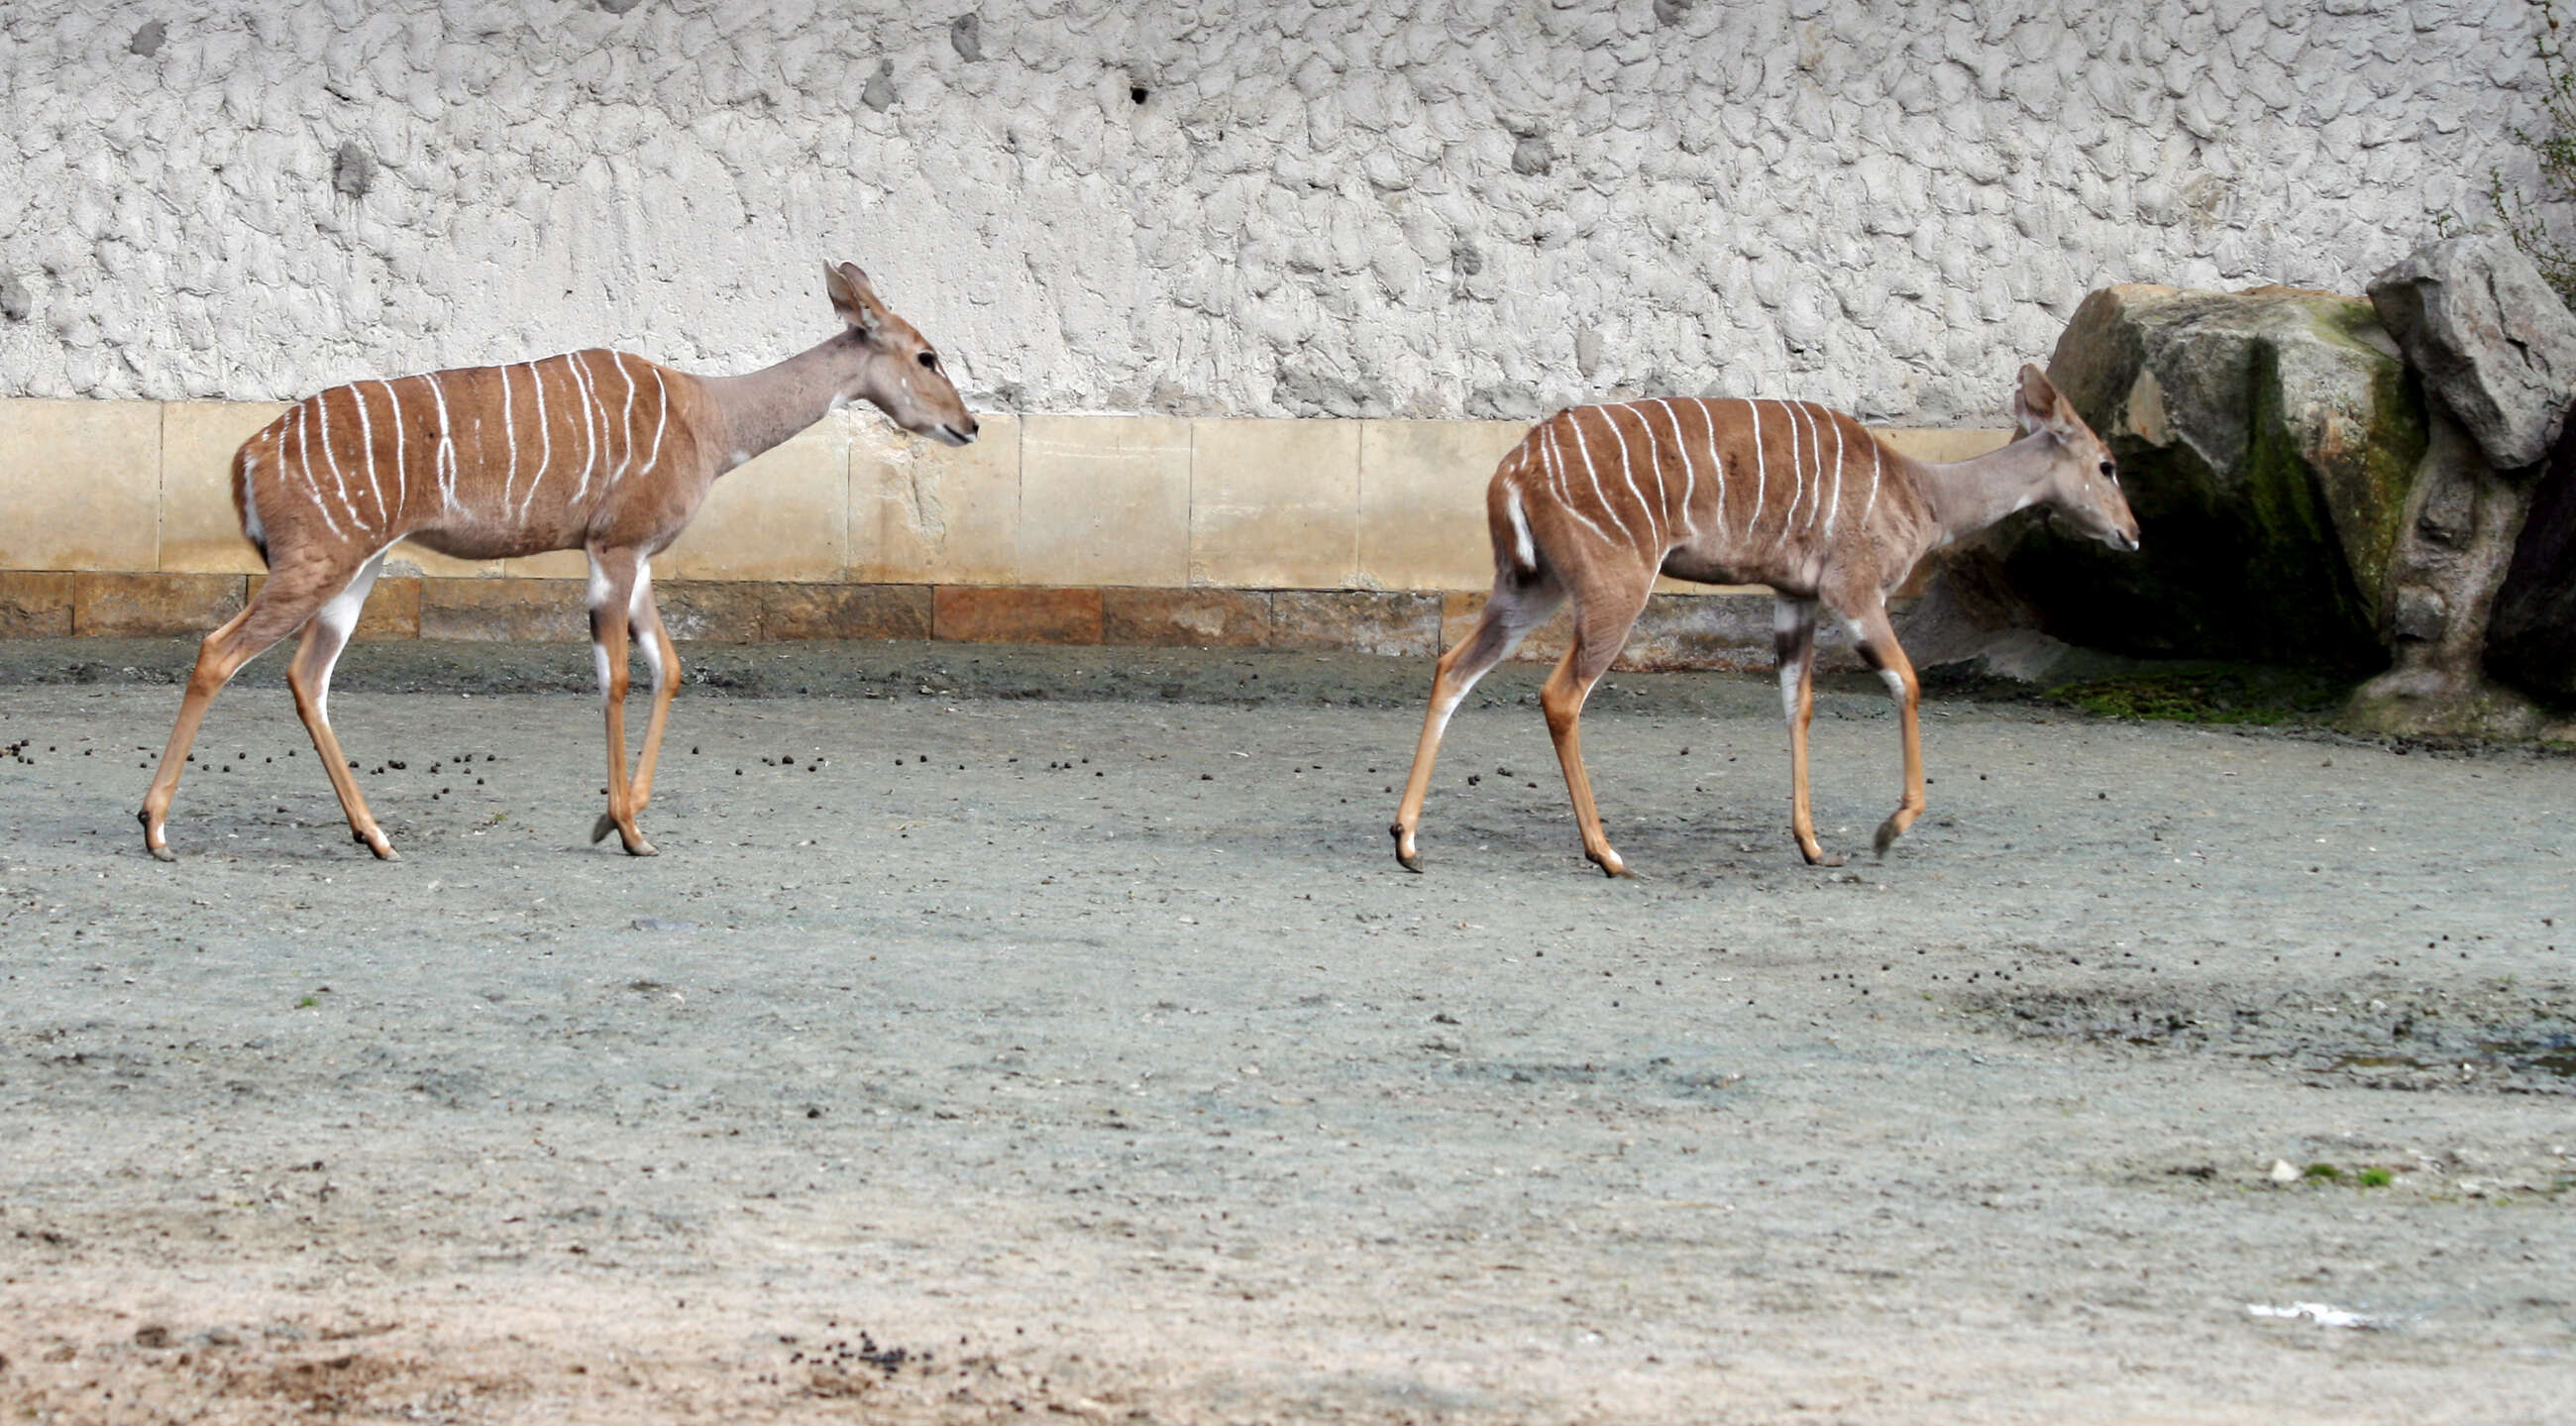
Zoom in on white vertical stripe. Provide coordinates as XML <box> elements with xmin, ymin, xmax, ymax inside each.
<box><xmin>1822</xmin><ymin>406</ymin><xmax>1847</xmax><ymax>536</ymax></box>
<box><xmin>498</xmin><ymin>363</ymin><xmax>520</xmax><ymax>513</ymax></box>
<box><xmin>1798</xmin><ymin>401</ymin><xmax>1829</xmax><ymax>530</ymax></box>
<box><xmin>1565</xmin><ymin>409</ymin><xmax>1636</xmax><ymax>545</ymax></box>
<box><xmin>520</xmin><ymin>360</ymin><xmax>555</xmax><ymax>520</ymax></box>
<box><xmin>1651</xmin><ymin>398</ymin><xmax>1696</xmax><ymax>537</ymax></box>
<box><xmin>643</xmin><ymin>365</ymin><xmax>670</xmax><ymax>475</ymax></box>
<box><xmin>1863</xmin><ymin>430</ymin><xmax>1883</xmax><ymax>526</ymax></box>
<box><xmin>293</xmin><ymin>402</ymin><xmax>347</xmax><ymax>539</ymax></box>
<box><xmin>1605</xmin><ymin>404</ymin><xmax>1659</xmax><ymax>545</ymax></box>
<box><xmin>1542</xmin><ymin>423</ymin><xmax>1617</xmax><ymax>547</ymax></box>
<box><xmin>350</xmin><ymin>382</ymin><xmax>384</xmax><ymax>526</ymax></box>
<box><xmin>567</xmin><ymin>353</ymin><xmax>600</xmax><ymax>502</ymax></box>
<box><xmin>1746</xmin><ymin>398</ymin><xmax>1766</xmax><ymax>541</ymax></box>
<box><xmin>425</xmin><ymin>373</ymin><xmax>460</xmax><ymax>515</ymax></box>
<box><xmin>378</xmin><ymin>379</ymin><xmax>408</xmax><ymax>520</ymax></box>
<box><xmin>312</xmin><ymin>386</ymin><xmax>365</xmax><ymax>530</ymax></box>
<box><xmin>1780</xmin><ymin>397</ymin><xmax>1806</xmax><ymax>533</ymax></box>
<box><xmin>610</xmin><ymin>352</ymin><xmax>639</xmax><ymax>486</ymax></box>
<box><xmin>1693</xmin><ymin>399</ymin><xmax>1728</xmax><ymax>538</ymax></box>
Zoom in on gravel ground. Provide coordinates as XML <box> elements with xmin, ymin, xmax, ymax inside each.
<box><xmin>0</xmin><ymin>639</ymin><xmax>2570</xmax><ymax>1424</ymax></box>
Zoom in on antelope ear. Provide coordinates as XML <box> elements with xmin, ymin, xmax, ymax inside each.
<box><xmin>2011</xmin><ymin>363</ymin><xmax>2065</xmax><ymax>436</ymax></box>
<box><xmin>823</xmin><ymin>261</ymin><xmax>884</xmax><ymax>334</ymax></box>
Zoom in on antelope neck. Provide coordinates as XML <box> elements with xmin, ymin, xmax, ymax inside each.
<box><xmin>697</xmin><ymin>331</ymin><xmax>869</xmax><ymax>474</ymax></box>
<box><xmin>1911</xmin><ymin>432</ymin><xmax>2058</xmax><ymax>542</ymax></box>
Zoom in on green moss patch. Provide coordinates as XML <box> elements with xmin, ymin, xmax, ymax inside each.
<box><xmin>2046</xmin><ymin>664</ymin><xmax>2358</xmax><ymax>725</ymax></box>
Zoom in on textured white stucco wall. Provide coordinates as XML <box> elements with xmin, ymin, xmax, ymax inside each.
<box><xmin>0</xmin><ymin>1</ymin><xmax>2551</xmax><ymax>422</ymax></box>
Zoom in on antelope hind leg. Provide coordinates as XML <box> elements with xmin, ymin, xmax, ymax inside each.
<box><xmin>1775</xmin><ymin>598</ymin><xmax>1844</xmax><ymax>867</ymax></box>
<box><xmin>1390</xmin><ymin>575</ymin><xmax>1561</xmax><ymax>870</ymax></box>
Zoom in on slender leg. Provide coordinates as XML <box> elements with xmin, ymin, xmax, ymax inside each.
<box><xmin>1539</xmin><ymin>576</ymin><xmax>1651</xmax><ymax>878</ymax></box>
<box><xmin>1776</xmin><ymin>597</ymin><xmax>1842</xmax><ymax>867</ymax></box>
<box><xmin>1844</xmin><ymin>602</ymin><xmax>1926</xmax><ymax>856</ymax></box>
<box><xmin>1391</xmin><ymin>573</ymin><xmax>1564</xmax><ymax>870</ymax></box>
<box><xmin>586</xmin><ymin>548</ymin><xmax>656</xmax><ymax>856</ymax></box>
<box><xmin>139</xmin><ymin>561</ymin><xmax>354</xmax><ymax>860</ymax></box>
<box><xmin>596</xmin><ymin>558</ymin><xmax>683</xmax><ymax>839</ymax></box>
<box><xmin>285</xmin><ymin>550</ymin><xmax>396</xmax><ymax>858</ymax></box>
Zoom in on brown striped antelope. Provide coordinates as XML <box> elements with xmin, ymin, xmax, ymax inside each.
<box><xmin>1391</xmin><ymin>365</ymin><xmax>2138</xmax><ymax>876</ymax></box>
<box><xmin>140</xmin><ymin>261</ymin><xmax>974</xmax><ymax>862</ymax></box>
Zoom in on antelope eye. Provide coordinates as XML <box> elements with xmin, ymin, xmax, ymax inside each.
<box><xmin>917</xmin><ymin>351</ymin><xmax>940</xmax><ymax>371</ymax></box>
<box><xmin>2099</xmin><ymin>460</ymin><xmax>2116</xmax><ymax>479</ymax></box>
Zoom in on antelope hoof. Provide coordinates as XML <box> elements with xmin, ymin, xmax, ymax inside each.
<box><xmin>590</xmin><ymin>812</ymin><xmax>618</xmax><ymax>845</ymax></box>
<box><xmin>1588</xmin><ymin>848</ymin><xmax>1631</xmax><ymax>879</ymax></box>
<box><xmin>1796</xmin><ymin>840</ymin><xmax>1844</xmax><ymax>868</ymax></box>
<box><xmin>621</xmin><ymin>834</ymin><xmax>659</xmax><ymax>858</ymax></box>
<box><xmin>1873</xmin><ymin>817</ymin><xmax>1905</xmax><ymax>858</ymax></box>
<box><xmin>1391</xmin><ymin>823</ymin><xmax>1424</xmax><ymax>873</ymax></box>
<box><xmin>149</xmin><ymin>843</ymin><xmax>177</xmax><ymax>864</ymax></box>
<box><xmin>366</xmin><ymin>838</ymin><xmax>400</xmax><ymax>862</ymax></box>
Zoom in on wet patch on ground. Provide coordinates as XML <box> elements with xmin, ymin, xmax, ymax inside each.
<box><xmin>1964</xmin><ymin>975</ymin><xmax>2576</xmax><ymax>1095</ymax></box>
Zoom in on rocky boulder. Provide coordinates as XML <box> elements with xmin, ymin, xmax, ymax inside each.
<box><xmin>1986</xmin><ymin>283</ymin><xmax>2425</xmax><ymax>670</ymax></box>
<box><xmin>2366</xmin><ymin>235</ymin><xmax>2576</xmax><ymax>472</ymax></box>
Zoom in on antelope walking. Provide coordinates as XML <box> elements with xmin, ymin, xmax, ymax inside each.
<box><xmin>140</xmin><ymin>262</ymin><xmax>975</xmax><ymax>862</ymax></box>
<box><xmin>1391</xmin><ymin>365</ymin><xmax>2138</xmax><ymax>876</ymax></box>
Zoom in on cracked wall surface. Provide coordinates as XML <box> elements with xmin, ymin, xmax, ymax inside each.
<box><xmin>0</xmin><ymin>0</ymin><xmax>2548</xmax><ymax>423</ymax></box>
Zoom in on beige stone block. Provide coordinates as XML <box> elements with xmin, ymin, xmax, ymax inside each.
<box><xmin>659</xmin><ymin>415</ymin><xmax>849</xmax><ymax>582</ymax></box>
<box><xmin>850</xmin><ymin>413</ymin><xmax>1021</xmax><ymax>585</ymax></box>
<box><xmin>0</xmin><ymin>572</ymin><xmax>74</xmax><ymax>636</ymax></box>
<box><xmin>1875</xmin><ymin>427</ymin><xmax>2014</xmax><ymax>464</ymax></box>
<box><xmin>159</xmin><ymin>401</ymin><xmax>286</xmax><ymax>574</ymax></box>
<box><xmin>419</xmin><ymin>578</ymin><xmax>586</xmax><ymax>641</ymax></box>
<box><xmin>1189</xmin><ymin>418</ymin><xmax>1360</xmax><ymax>589</ymax></box>
<box><xmin>0</xmin><ymin>398</ymin><xmax>161</xmax><ymax>571</ymax></box>
<box><xmin>1357</xmin><ymin>419</ymin><xmax>1529</xmax><ymax>592</ymax></box>
<box><xmin>73</xmin><ymin>573</ymin><xmax>244</xmax><ymax>636</ymax></box>
<box><xmin>1019</xmin><ymin>416</ymin><xmax>1192</xmax><ymax>588</ymax></box>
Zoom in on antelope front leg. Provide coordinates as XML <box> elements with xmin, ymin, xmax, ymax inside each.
<box><xmin>586</xmin><ymin>551</ymin><xmax>657</xmax><ymax>856</ymax></box>
<box><xmin>600</xmin><ymin>562</ymin><xmax>682</xmax><ymax>830</ymax></box>
<box><xmin>1848</xmin><ymin>603</ymin><xmax>1925</xmax><ymax>857</ymax></box>
<box><xmin>1774</xmin><ymin>598</ymin><xmax>1842</xmax><ymax>867</ymax></box>
<box><xmin>628</xmin><ymin>595</ymin><xmax>682</xmax><ymax>814</ymax></box>
<box><xmin>1541</xmin><ymin>591</ymin><xmax>1647</xmax><ymax>879</ymax></box>
<box><xmin>285</xmin><ymin>552</ymin><xmax>397</xmax><ymax>859</ymax></box>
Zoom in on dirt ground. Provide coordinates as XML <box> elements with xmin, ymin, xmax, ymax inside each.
<box><xmin>0</xmin><ymin>638</ymin><xmax>2570</xmax><ymax>1424</ymax></box>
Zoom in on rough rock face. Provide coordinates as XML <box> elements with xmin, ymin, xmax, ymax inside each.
<box><xmin>2486</xmin><ymin>437</ymin><xmax>2576</xmax><ymax>705</ymax></box>
<box><xmin>0</xmin><ymin>2</ymin><xmax>2547</xmax><ymax>417</ymax></box>
<box><xmin>2367</xmin><ymin>235</ymin><xmax>2576</xmax><ymax>472</ymax></box>
<box><xmin>1995</xmin><ymin>283</ymin><xmax>2424</xmax><ymax>669</ymax></box>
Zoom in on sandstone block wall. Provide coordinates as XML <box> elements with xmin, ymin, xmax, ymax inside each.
<box><xmin>0</xmin><ymin>2</ymin><xmax>2547</xmax><ymax>425</ymax></box>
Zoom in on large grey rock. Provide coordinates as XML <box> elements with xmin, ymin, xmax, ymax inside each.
<box><xmin>2368</xmin><ymin>235</ymin><xmax>2576</xmax><ymax>472</ymax></box>
<box><xmin>1989</xmin><ymin>283</ymin><xmax>2425</xmax><ymax>669</ymax></box>
<box><xmin>2344</xmin><ymin>409</ymin><xmax>2544</xmax><ymax>737</ymax></box>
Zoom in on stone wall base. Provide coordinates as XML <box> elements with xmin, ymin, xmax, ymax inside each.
<box><xmin>0</xmin><ymin>571</ymin><xmax>1840</xmax><ymax>673</ymax></box>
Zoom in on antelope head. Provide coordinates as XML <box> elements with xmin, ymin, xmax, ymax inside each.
<box><xmin>2012</xmin><ymin>364</ymin><xmax>2139</xmax><ymax>553</ymax></box>
<box><xmin>824</xmin><ymin>260</ymin><xmax>978</xmax><ymax>446</ymax></box>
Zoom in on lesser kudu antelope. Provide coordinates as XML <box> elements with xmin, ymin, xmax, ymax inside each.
<box><xmin>1392</xmin><ymin>365</ymin><xmax>2138</xmax><ymax>876</ymax></box>
<box><xmin>141</xmin><ymin>262</ymin><xmax>976</xmax><ymax>862</ymax></box>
